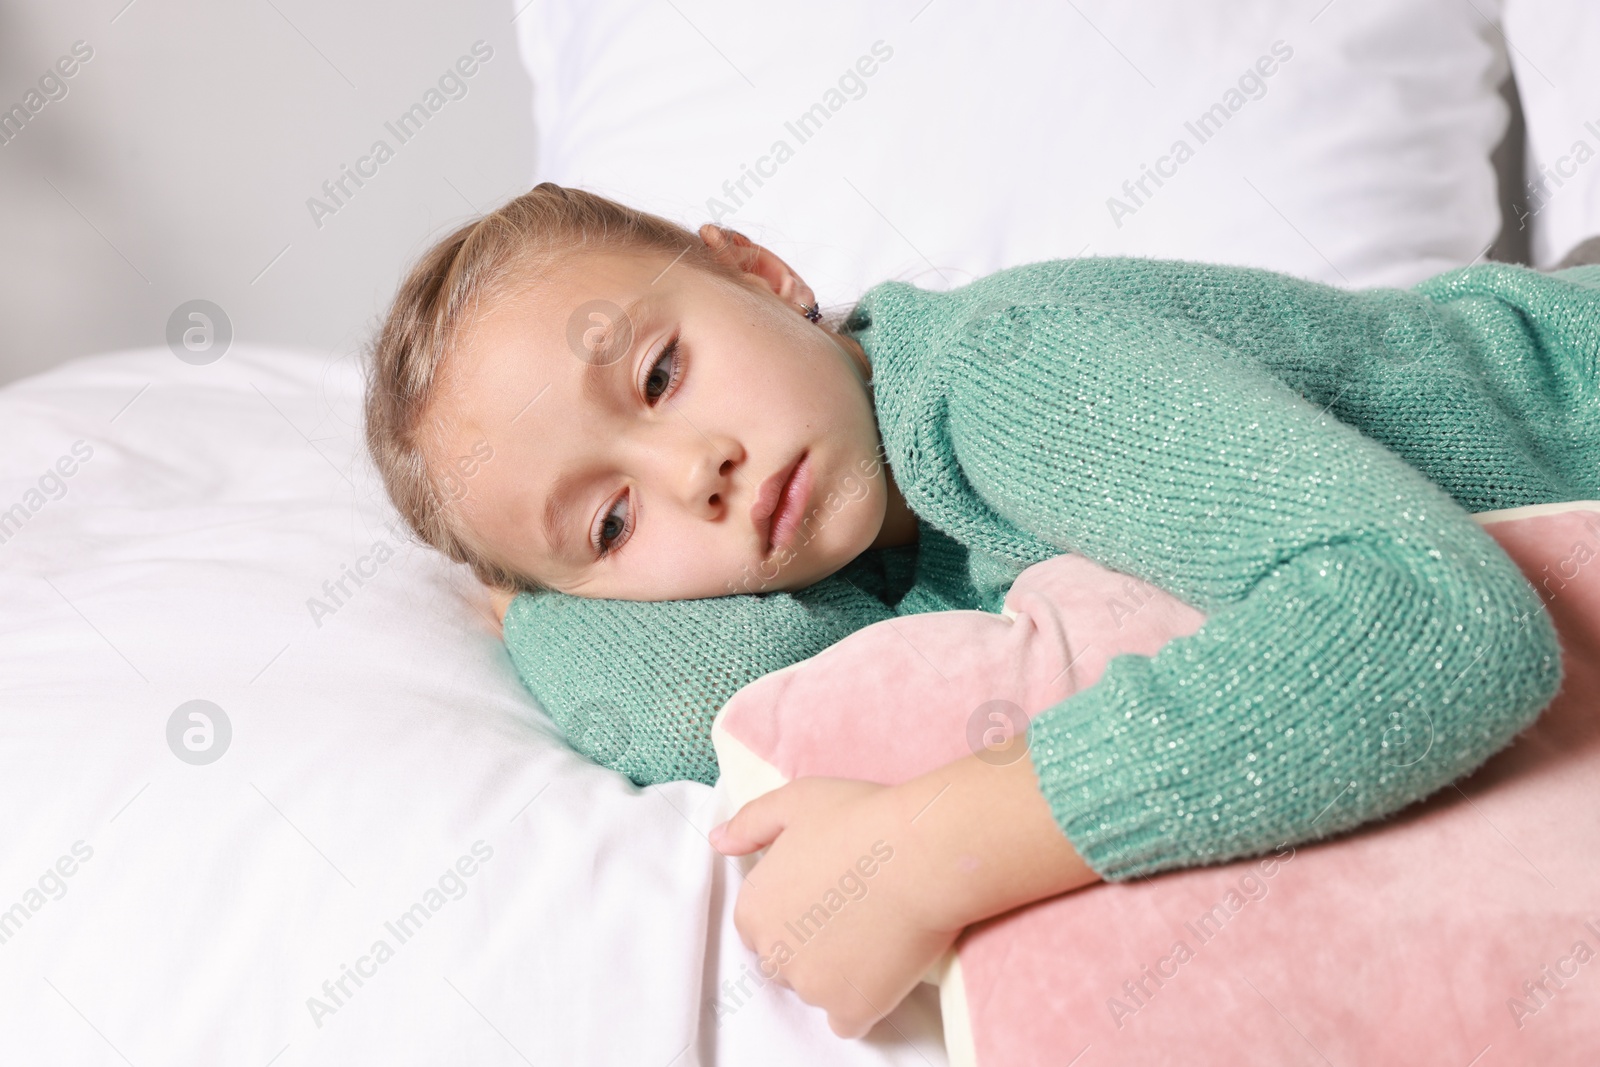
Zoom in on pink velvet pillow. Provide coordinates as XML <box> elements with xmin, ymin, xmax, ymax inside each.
<box><xmin>711</xmin><ymin>502</ymin><xmax>1600</xmax><ymax>1065</ymax></box>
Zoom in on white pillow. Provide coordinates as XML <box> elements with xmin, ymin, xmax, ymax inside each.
<box><xmin>514</xmin><ymin>0</ymin><xmax>1512</xmax><ymax>302</ymax></box>
<box><xmin>1502</xmin><ymin>0</ymin><xmax>1600</xmax><ymax>267</ymax></box>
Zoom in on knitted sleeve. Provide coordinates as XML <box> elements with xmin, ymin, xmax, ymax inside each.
<box><xmin>942</xmin><ymin>299</ymin><xmax>1564</xmax><ymax>882</ymax></box>
<box><xmin>500</xmin><ymin>562</ymin><xmax>898</xmax><ymax>788</ymax></box>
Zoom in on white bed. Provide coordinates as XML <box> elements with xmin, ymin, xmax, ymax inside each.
<box><xmin>0</xmin><ymin>344</ymin><xmax>945</xmax><ymax>1064</ymax></box>
<box><xmin>3</xmin><ymin>0</ymin><xmax>1597</xmax><ymax>1063</ymax></box>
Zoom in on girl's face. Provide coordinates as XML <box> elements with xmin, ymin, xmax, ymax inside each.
<box><xmin>432</xmin><ymin>239</ymin><xmax>899</xmax><ymax>600</ymax></box>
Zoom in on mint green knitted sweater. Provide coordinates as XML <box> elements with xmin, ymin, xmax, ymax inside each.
<box><xmin>504</xmin><ymin>257</ymin><xmax>1600</xmax><ymax>881</ymax></box>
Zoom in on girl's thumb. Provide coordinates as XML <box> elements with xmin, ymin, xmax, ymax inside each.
<box><xmin>710</xmin><ymin>791</ymin><xmax>788</xmax><ymax>855</ymax></box>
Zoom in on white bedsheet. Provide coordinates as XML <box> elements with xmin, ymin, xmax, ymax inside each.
<box><xmin>0</xmin><ymin>344</ymin><xmax>944</xmax><ymax>1065</ymax></box>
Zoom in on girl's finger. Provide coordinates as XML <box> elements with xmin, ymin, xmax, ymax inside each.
<box><xmin>710</xmin><ymin>787</ymin><xmax>792</xmax><ymax>855</ymax></box>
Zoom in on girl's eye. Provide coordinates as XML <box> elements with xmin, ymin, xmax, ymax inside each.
<box><xmin>592</xmin><ymin>492</ymin><xmax>630</xmax><ymax>558</ymax></box>
<box><xmin>642</xmin><ymin>335</ymin><xmax>683</xmax><ymax>404</ymax></box>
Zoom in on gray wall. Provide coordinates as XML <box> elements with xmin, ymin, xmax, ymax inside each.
<box><xmin>0</xmin><ymin>0</ymin><xmax>535</xmax><ymax>385</ymax></box>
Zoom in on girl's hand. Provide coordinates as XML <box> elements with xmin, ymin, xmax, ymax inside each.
<box><xmin>709</xmin><ymin>777</ymin><xmax>961</xmax><ymax>1038</ymax></box>
<box><xmin>711</xmin><ymin>749</ymin><xmax>1103</xmax><ymax>1039</ymax></box>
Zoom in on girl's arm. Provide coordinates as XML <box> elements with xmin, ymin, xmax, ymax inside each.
<box><xmin>887</xmin><ymin>747</ymin><xmax>1102</xmax><ymax>928</ymax></box>
<box><xmin>922</xmin><ymin>280</ymin><xmax>1564</xmax><ymax>881</ymax></box>
<box><xmin>711</xmin><ymin>267</ymin><xmax>1575</xmax><ymax>1034</ymax></box>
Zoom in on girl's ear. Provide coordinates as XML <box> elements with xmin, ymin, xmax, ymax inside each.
<box><xmin>698</xmin><ymin>224</ymin><xmax>816</xmax><ymax>312</ymax></box>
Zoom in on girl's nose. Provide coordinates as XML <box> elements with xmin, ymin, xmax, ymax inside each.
<box><xmin>633</xmin><ymin>426</ymin><xmax>745</xmax><ymax>519</ymax></box>
<box><xmin>682</xmin><ymin>441</ymin><xmax>743</xmax><ymax>519</ymax></box>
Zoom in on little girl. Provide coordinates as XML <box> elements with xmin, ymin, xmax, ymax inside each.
<box><xmin>364</xmin><ymin>181</ymin><xmax>1600</xmax><ymax>1038</ymax></box>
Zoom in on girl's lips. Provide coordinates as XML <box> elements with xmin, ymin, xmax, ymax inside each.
<box><xmin>751</xmin><ymin>450</ymin><xmax>811</xmax><ymax>556</ymax></box>
<box><xmin>767</xmin><ymin>451</ymin><xmax>813</xmax><ymax>556</ymax></box>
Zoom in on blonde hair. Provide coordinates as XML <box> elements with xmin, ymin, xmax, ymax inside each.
<box><xmin>363</xmin><ymin>182</ymin><xmax>768</xmax><ymax>593</ymax></box>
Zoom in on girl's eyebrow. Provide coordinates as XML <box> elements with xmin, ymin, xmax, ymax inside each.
<box><xmin>542</xmin><ymin>468</ymin><xmax>591</xmax><ymax>565</ymax></box>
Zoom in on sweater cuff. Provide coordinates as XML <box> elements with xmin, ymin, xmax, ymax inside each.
<box><xmin>1026</xmin><ymin>677</ymin><xmax>1181</xmax><ymax>882</ymax></box>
